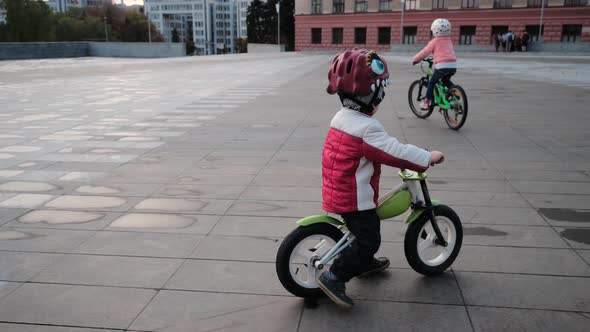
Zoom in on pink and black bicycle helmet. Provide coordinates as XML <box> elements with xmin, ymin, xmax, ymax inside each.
<box><xmin>327</xmin><ymin>49</ymin><xmax>390</xmax><ymax>113</ymax></box>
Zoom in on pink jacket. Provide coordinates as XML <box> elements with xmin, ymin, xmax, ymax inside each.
<box><xmin>412</xmin><ymin>37</ymin><xmax>457</xmax><ymax>68</ymax></box>
<box><xmin>322</xmin><ymin>108</ymin><xmax>431</xmax><ymax>214</ymax></box>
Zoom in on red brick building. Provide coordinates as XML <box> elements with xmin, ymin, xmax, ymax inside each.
<box><xmin>294</xmin><ymin>0</ymin><xmax>590</xmax><ymax>51</ymax></box>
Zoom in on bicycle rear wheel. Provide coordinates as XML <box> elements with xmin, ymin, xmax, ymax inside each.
<box><xmin>444</xmin><ymin>85</ymin><xmax>468</xmax><ymax>130</ymax></box>
<box><xmin>408</xmin><ymin>79</ymin><xmax>434</xmax><ymax>119</ymax></box>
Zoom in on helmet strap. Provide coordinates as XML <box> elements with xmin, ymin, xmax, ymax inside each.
<box><xmin>338</xmin><ymin>86</ymin><xmax>383</xmax><ymax>114</ymax></box>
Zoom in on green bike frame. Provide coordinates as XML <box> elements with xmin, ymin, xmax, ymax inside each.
<box><xmin>425</xmin><ymin>66</ymin><xmax>453</xmax><ymax>111</ymax></box>
<box><xmin>296</xmin><ymin>169</ymin><xmax>438</xmax><ymax>227</ymax></box>
<box><xmin>295</xmin><ymin>169</ymin><xmax>443</xmax><ymax>270</ymax></box>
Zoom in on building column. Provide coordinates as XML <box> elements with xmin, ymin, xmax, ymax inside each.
<box><xmin>543</xmin><ymin>21</ymin><xmax>562</xmax><ymax>42</ymax></box>
<box><xmin>476</xmin><ymin>24</ymin><xmax>492</xmax><ymax>46</ymax></box>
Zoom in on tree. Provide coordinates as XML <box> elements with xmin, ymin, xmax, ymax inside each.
<box><xmin>247</xmin><ymin>0</ymin><xmax>266</xmax><ymax>44</ymax></box>
<box><xmin>1</xmin><ymin>0</ymin><xmax>55</xmax><ymax>42</ymax></box>
<box><xmin>120</xmin><ymin>11</ymin><xmax>149</xmax><ymax>42</ymax></box>
<box><xmin>247</xmin><ymin>0</ymin><xmax>294</xmax><ymax>51</ymax></box>
<box><xmin>55</xmin><ymin>15</ymin><xmax>85</xmax><ymax>41</ymax></box>
<box><xmin>171</xmin><ymin>27</ymin><xmax>180</xmax><ymax>43</ymax></box>
<box><xmin>279</xmin><ymin>0</ymin><xmax>295</xmax><ymax>51</ymax></box>
<box><xmin>0</xmin><ymin>0</ymin><xmax>163</xmax><ymax>43</ymax></box>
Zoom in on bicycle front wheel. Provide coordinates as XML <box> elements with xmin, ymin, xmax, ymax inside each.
<box><xmin>408</xmin><ymin>79</ymin><xmax>434</xmax><ymax>119</ymax></box>
<box><xmin>444</xmin><ymin>85</ymin><xmax>468</xmax><ymax>130</ymax></box>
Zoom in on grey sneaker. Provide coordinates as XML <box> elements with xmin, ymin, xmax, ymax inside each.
<box><xmin>316</xmin><ymin>271</ymin><xmax>353</xmax><ymax>308</ymax></box>
<box><xmin>358</xmin><ymin>257</ymin><xmax>390</xmax><ymax>278</ymax></box>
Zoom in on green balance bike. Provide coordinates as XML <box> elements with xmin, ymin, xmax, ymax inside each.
<box><xmin>408</xmin><ymin>57</ymin><xmax>468</xmax><ymax>130</ymax></box>
<box><xmin>276</xmin><ymin>169</ymin><xmax>463</xmax><ymax>299</ymax></box>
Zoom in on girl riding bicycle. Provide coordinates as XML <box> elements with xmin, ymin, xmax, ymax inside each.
<box><xmin>412</xmin><ymin>18</ymin><xmax>457</xmax><ymax>110</ymax></box>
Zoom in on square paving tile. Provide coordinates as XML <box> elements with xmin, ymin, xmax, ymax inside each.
<box><xmin>210</xmin><ymin>215</ymin><xmax>299</xmax><ymax>238</ymax></box>
<box><xmin>0</xmin><ymin>208</ymin><xmax>30</xmax><ymax>226</ymax></box>
<box><xmin>537</xmin><ymin>207</ymin><xmax>590</xmax><ymax>228</ymax></box>
<box><xmin>190</xmin><ymin>235</ymin><xmax>281</xmax><ymax>262</ymax></box>
<box><xmin>299</xmin><ymin>300</ymin><xmax>472</xmax><ymax>332</ymax></box>
<box><xmin>44</xmin><ymin>195</ymin><xmax>140</xmax><ymax>212</ymax></box>
<box><xmin>0</xmin><ymin>283</ymin><xmax>155</xmax><ymax>329</ymax></box>
<box><xmin>165</xmin><ymin>260</ymin><xmax>288</xmax><ymax>296</ymax></box>
<box><xmin>462</xmin><ymin>224</ymin><xmax>569</xmax><ymax>248</ymax></box>
<box><xmin>130</xmin><ymin>290</ymin><xmax>301</xmax><ymax>332</ymax></box>
<box><xmin>0</xmin><ymin>251</ymin><xmax>62</xmax><ymax>281</ymax></box>
<box><xmin>578</xmin><ymin>250</ymin><xmax>590</xmax><ymax>265</ymax></box>
<box><xmin>4</xmin><ymin>210</ymin><xmax>120</xmax><ymax>230</ymax></box>
<box><xmin>239</xmin><ymin>186</ymin><xmax>323</xmax><ymax>201</ymax></box>
<box><xmin>0</xmin><ymin>228</ymin><xmax>96</xmax><ymax>253</ymax></box>
<box><xmin>454</xmin><ymin>206</ymin><xmax>548</xmax><ymax>226</ymax></box>
<box><xmin>453</xmin><ymin>246</ymin><xmax>590</xmax><ymax>276</ymax></box>
<box><xmin>0</xmin><ymin>194</ymin><xmax>56</xmax><ymax>209</ymax></box>
<box><xmin>346</xmin><ymin>269</ymin><xmax>463</xmax><ymax>305</ymax></box>
<box><xmin>226</xmin><ymin>200</ymin><xmax>322</xmax><ymax>218</ymax></box>
<box><xmin>105</xmin><ymin>213</ymin><xmax>220</xmax><ymax>234</ymax></box>
<box><xmin>555</xmin><ymin>227</ymin><xmax>590</xmax><ymax>249</ymax></box>
<box><xmin>430</xmin><ymin>191</ymin><xmax>530</xmax><ymax>208</ymax></box>
<box><xmin>0</xmin><ymin>323</ymin><xmax>118</xmax><ymax>332</ymax></box>
<box><xmin>523</xmin><ymin>193</ymin><xmax>590</xmax><ymax>209</ymax></box>
<box><xmin>75</xmin><ymin>231</ymin><xmax>203</xmax><ymax>258</ymax></box>
<box><xmin>0</xmin><ymin>281</ymin><xmax>21</xmax><ymax>299</ymax></box>
<box><xmin>33</xmin><ymin>254</ymin><xmax>183</xmax><ymax>288</ymax></box>
<box><xmin>468</xmin><ymin>306</ymin><xmax>590</xmax><ymax>332</ymax></box>
<box><xmin>133</xmin><ymin>197</ymin><xmax>233</xmax><ymax>215</ymax></box>
<box><xmin>456</xmin><ymin>271</ymin><xmax>590</xmax><ymax>312</ymax></box>
<box><xmin>153</xmin><ymin>184</ymin><xmax>245</xmax><ymax>199</ymax></box>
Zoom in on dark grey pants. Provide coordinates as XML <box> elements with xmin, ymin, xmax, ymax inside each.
<box><xmin>330</xmin><ymin>209</ymin><xmax>381</xmax><ymax>282</ymax></box>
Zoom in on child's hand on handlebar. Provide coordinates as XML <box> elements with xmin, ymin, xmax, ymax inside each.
<box><xmin>430</xmin><ymin>151</ymin><xmax>445</xmax><ymax>166</ymax></box>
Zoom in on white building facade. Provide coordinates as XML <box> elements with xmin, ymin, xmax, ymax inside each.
<box><xmin>145</xmin><ymin>0</ymin><xmax>250</xmax><ymax>55</ymax></box>
<box><xmin>44</xmin><ymin>0</ymin><xmax>112</xmax><ymax>13</ymax></box>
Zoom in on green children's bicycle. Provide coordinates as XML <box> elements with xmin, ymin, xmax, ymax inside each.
<box><xmin>276</xmin><ymin>169</ymin><xmax>463</xmax><ymax>299</ymax></box>
<box><xmin>408</xmin><ymin>57</ymin><xmax>468</xmax><ymax>130</ymax></box>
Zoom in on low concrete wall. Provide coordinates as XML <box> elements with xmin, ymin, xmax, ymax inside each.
<box><xmin>0</xmin><ymin>42</ymin><xmax>185</xmax><ymax>60</ymax></box>
<box><xmin>0</xmin><ymin>42</ymin><xmax>89</xmax><ymax>60</ymax></box>
<box><xmin>88</xmin><ymin>42</ymin><xmax>185</xmax><ymax>58</ymax></box>
<box><xmin>248</xmin><ymin>43</ymin><xmax>286</xmax><ymax>53</ymax></box>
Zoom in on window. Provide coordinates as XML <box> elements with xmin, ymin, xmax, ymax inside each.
<box><xmin>332</xmin><ymin>28</ymin><xmax>343</xmax><ymax>44</ymax></box>
<box><xmin>355</xmin><ymin>0</ymin><xmax>368</xmax><ymax>12</ymax></box>
<box><xmin>459</xmin><ymin>26</ymin><xmax>476</xmax><ymax>45</ymax></box>
<box><xmin>493</xmin><ymin>0</ymin><xmax>512</xmax><ymax>8</ymax></box>
<box><xmin>562</xmin><ymin>25</ymin><xmax>582</xmax><ymax>43</ymax></box>
<box><xmin>355</xmin><ymin>27</ymin><xmax>367</xmax><ymax>44</ymax></box>
<box><xmin>564</xmin><ymin>0</ymin><xmax>587</xmax><ymax>6</ymax></box>
<box><xmin>403</xmin><ymin>27</ymin><xmax>417</xmax><ymax>44</ymax></box>
<box><xmin>333</xmin><ymin>0</ymin><xmax>345</xmax><ymax>13</ymax></box>
<box><xmin>311</xmin><ymin>0</ymin><xmax>322</xmax><ymax>14</ymax></box>
<box><xmin>525</xmin><ymin>25</ymin><xmax>544</xmax><ymax>42</ymax></box>
<box><xmin>527</xmin><ymin>0</ymin><xmax>542</xmax><ymax>7</ymax></box>
<box><xmin>461</xmin><ymin>0</ymin><xmax>478</xmax><ymax>8</ymax></box>
<box><xmin>378</xmin><ymin>27</ymin><xmax>391</xmax><ymax>45</ymax></box>
<box><xmin>312</xmin><ymin>28</ymin><xmax>322</xmax><ymax>44</ymax></box>
<box><xmin>432</xmin><ymin>0</ymin><xmax>448</xmax><ymax>9</ymax></box>
<box><xmin>405</xmin><ymin>0</ymin><xmax>417</xmax><ymax>10</ymax></box>
<box><xmin>379</xmin><ymin>0</ymin><xmax>392</xmax><ymax>11</ymax></box>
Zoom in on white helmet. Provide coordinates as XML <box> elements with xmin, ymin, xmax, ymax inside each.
<box><xmin>431</xmin><ymin>18</ymin><xmax>451</xmax><ymax>38</ymax></box>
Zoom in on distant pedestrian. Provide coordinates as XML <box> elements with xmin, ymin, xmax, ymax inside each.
<box><xmin>522</xmin><ymin>30</ymin><xmax>530</xmax><ymax>52</ymax></box>
<box><xmin>501</xmin><ymin>33</ymin><xmax>507</xmax><ymax>52</ymax></box>
<box><xmin>506</xmin><ymin>31</ymin><xmax>514</xmax><ymax>52</ymax></box>
<box><xmin>514</xmin><ymin>35</ymin><xmax>522</xmax><ymax>52</ymax></box>
<box><xmin>493</xmin><ymin>33</ymin><xmax>500</xmax><ymax>52</ymax></box>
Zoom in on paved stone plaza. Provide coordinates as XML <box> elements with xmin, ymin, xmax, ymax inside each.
<box><xmin>0</xmin><ymin>52</ymin><xmax>589</xmax><ymax>331</ymax></box>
